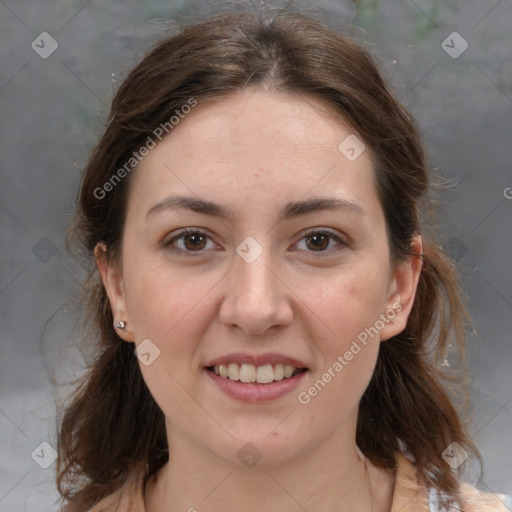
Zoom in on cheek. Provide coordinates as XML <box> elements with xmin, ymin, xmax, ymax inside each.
<box><xmin>125</xmin><ymin>263</ymin><xmax>214</xmax><ymax>422</ymax></box>
<box><xmin>123</xmin><ymin>257</ymin><xmax>220</xmax><ymax>377</ymax></box>
<box><xmin>299</xmin><ymin>264</ymin><xmax>389</xmax><ymax>401</ymax></box>
<box><xmin>296</xmin><ymin>292</ymin><xmax>383</xmax><ymax>430</ymax></box>
<box><xmin>124</xmin><ymin>256</ymin><xmax>199</xmax><ymax>336</ymax></box>
<box><xmin>308</xmin><ymin>263</ymin><xmax>390</xmax><ymax>347</ymax></box>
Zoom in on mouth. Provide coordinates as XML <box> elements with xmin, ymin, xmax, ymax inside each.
<box><xmin>206</xmin><ymin>363</ymin><xmax>308</xmax><ymax>384</ymax></box>
<box><xmin>204</xmin><ymin>353</ymin><xmax>310</xmax><ymax>402</ymax></box>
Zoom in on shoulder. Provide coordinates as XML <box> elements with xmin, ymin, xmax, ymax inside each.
<box><xmin>429</xmin><ymin>483</ymin><xmax>512</xmax><ymax>511</ymax></box>
<box><xmin>392</xmin><ymin>451</ymin><xmax>511</xmax><ymax>512</ymax></box>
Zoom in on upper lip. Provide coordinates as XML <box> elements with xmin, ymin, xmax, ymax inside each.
<box><xmin>205</xmin><ymin>352</ymin><xmax>309</xmax><ymax>369</ymax></box>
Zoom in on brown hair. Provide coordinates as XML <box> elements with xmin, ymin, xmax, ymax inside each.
<box><xmin>57</xmin><ymin>4</ymin><xmax>481</xmax><ymax>511</ymax></box>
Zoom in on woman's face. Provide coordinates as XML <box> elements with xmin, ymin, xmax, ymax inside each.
<box><xmin>98</xmin><ymin>88</ymin><xmax>420</xmax><ymax>467</ymax></box>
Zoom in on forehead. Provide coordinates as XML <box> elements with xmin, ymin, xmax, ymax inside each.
<box><xmin>156</xmin><ymin>89</ymin><xmax>366</xmax><ymax>162</ymax></box>
<box><xmin>127</xmin><ymin>88</ymin><xmax>378</xmax><ymax>221</ymax></box>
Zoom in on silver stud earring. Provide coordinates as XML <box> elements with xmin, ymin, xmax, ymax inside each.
<box><xmin>115</xmin><ymin>320</ymin><xmax>126</xmax><ymax>330</ymax></box>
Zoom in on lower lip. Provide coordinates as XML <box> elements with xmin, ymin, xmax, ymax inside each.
<box><xmin>205</xmin><ymin>368</ymin><xmax>308</xmax><ymax>403</ymax></box>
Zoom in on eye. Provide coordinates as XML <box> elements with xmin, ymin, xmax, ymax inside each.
<box><xmin>163</xmin><ymin>227</ymin><xmax>349</xmax><ymax>257</ymax></box>
<box><xmin>294</xmin><ymin>229</ymin><xmax>349</xmax><ymax>256</ymax></box>
<box><xmin>163</xmin><ymin>228</ymin><xmax>217</xmax><ymax>256</ymax></box>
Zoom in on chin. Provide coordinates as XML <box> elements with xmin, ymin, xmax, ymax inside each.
<box><xmin>209</xmin><ymin>428</ymin><xmax>309</xmax><ymax>469</ymax></box>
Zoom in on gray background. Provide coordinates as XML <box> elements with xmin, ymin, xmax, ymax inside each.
<box><xmin>1</xmin><ymin>0</ymin><xmax>511</xmax><ymax>510</ymax></box>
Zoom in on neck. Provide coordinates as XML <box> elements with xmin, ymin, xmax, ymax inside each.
<box><xmin>145</xmin><ymin>415</ymin><xmax>392</xmax><ymax>512</ymax></box>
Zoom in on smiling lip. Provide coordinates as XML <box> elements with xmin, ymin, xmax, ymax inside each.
<box><xmin>205</xmin><ymin>367</ymin><xmax>308</xmax><ymax>402</ymax></box>
<box><xmin>204</xmin><ymin>352</ymin><xmax>308</xmax><ymax>368</ymax></box>
<box><xmin>204</xmin><ymin>352</ymin><xmax>309</xmax><ymax>403</ymax></box>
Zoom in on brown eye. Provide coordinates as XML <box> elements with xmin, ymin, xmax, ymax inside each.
<box><xmin>164</xmin><ymin>229</ymin><xmax>216</xmax><ymax>256</ymax></box>
<box><xmin>295</xmin><ymin>229</ymin><xmax>348</xmax><ymax>255</ymax></box>
<box><xmin>305</xmin><ymin>232</ymin><xmax>330</xmax><ymax>251</ymax></box>
<box><xmin>181</xmin><ymin>231</ymin><xmax>207</xmax><ymax>251</ymax></box>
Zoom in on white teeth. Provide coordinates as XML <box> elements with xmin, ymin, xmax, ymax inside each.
<box><xmin>273</xmin><ymin>363</ymin><xmax>284</xmax><ymax>380</ymax></box>
<box><xmin>256</xmin><ymin>364</ymin><xmax>274</xmax><ymax>384</ymax></box>
<box><xmin>227</xmin><ymin>363</ymin><xmax>240</xmax><ymax>381</ymax></box>
<box><xmin>284</xmin><ymin>364</ymin><xmax>295</xmax><ymax>378</ymax></box>
<box><xmin>239</xmin><ymin>363</ymin><xmax>256</xmax><ymax>383</ymax></box>
<box><xmin>211</xmin><ymin>362</ymin><xmax>303</xmax><ymax>383</ymax></box>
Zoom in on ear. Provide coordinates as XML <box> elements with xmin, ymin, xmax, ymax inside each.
<box><xmin>94</xmin><ymin>242</ymin><xmax>134</xmax><ymax>343</ymax></box>
<box><xmin>379</xmin><ymin>235</ymin><xmax>423</xmax><ymax>341</ymax></box>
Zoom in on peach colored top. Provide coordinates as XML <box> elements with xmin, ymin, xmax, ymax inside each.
<box><xmin>80</xmin><ymin>452</ymin><xmax>511</xmax><ymax>512</ymax></box>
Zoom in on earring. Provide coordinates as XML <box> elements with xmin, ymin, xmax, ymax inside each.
<box><xmin>115</xmin><ymin>320</ymin><xmax>126</xmax><ymax>330</ymax></box>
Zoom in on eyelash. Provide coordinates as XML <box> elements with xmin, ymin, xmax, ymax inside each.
<box><xmin>162</xmin><ymin>227</ymin><xmax>349</xmax><ymax>258</ymax></box>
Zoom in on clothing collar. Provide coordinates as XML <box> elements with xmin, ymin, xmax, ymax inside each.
<box><xmin>390</xmin><ymin>451</ymin><xmax>430</xmax><ymax>512</ymax></box>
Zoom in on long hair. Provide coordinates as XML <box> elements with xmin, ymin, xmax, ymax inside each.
<box><xmin>57</xmin><ymin>5</ymin><xmax>481</xmax><ymax>510</ymax></box>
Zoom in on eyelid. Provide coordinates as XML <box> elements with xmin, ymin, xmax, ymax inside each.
<box><xmin>162</xmin><ymin>227</ymin><xmax>350</xmax><ymax>256</ymax></box>
<box><xmin>295</xmin><ymin>227</ymin><xmax>350</xmax><ymax>256</ymax></box>
<box><xmin>162</xmin><ymin>227</ymin><xmax>219</xmax><ymax>256</ymax></box>
<box><xmin>301</xmin><ymin>227</ymin><xmax>348</xmax><ymax>241</ymax></box>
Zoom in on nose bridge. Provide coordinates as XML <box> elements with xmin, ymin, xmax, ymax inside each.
<box><xmin>232</xmin><ymin>237</ymin><xmax>278</xmax><ymax>304</ymax></box>
<box><xmin>219</xmin><ymin>235</ymin><xmax>291</xmax><ymax>334</ymax></box>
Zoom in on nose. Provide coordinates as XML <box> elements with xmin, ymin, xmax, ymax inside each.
<box><xmin>218</xmin><ymin>244</ymin><xmax>293</xmax><ymax>336</ymax></box>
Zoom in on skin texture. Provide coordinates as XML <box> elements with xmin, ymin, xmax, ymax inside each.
<box><xmin>95</xmin><ymin>88</ymin><xmax>422</xmax><ymax>512</ymax></box>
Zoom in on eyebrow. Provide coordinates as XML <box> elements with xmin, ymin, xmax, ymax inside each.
<box><xmin>146</xmin><ymin>195</ymin><xmax>365</xmax><ymax>221</ymax></box>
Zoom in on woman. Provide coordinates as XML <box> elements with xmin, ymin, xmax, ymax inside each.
<box><xmin>56</xmin><ymin>5</ymin><xmax>511</xmax><ymax>512</ymax></box>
